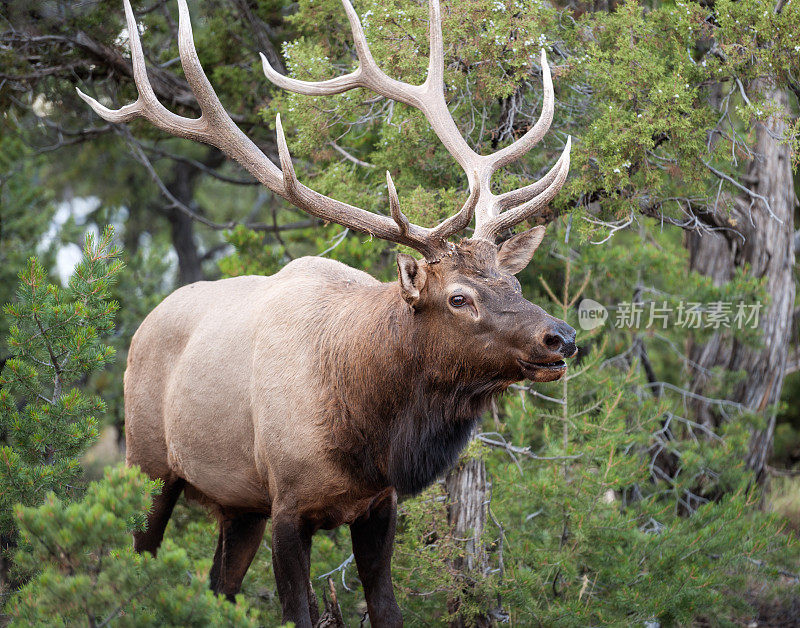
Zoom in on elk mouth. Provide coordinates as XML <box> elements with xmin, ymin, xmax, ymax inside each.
<box><xmin>517</xmin><ymin>358</ymin><xmax>568</xmax><ymax>383</ymax></box>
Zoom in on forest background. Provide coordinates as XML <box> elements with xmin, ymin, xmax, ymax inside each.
<box><xmin>1</xmin><ymin>0</ymin><xmax>799</xmax><ymax>625</ymax></box>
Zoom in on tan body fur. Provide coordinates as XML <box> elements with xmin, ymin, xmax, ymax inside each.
<box><xmin>126</xmin><ymin>257</ymin><xmax>394</xmax><ymax>526</ymax></box>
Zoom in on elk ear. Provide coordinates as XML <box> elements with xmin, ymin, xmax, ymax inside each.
<box><xmin>397</xmin><ymin>253</ymin><xmax>427</xmax><ymax>306</ymax></box>
<box><xmin>496</xmin><ymin>226</ymin><xmax>546</xmax><ymax>275</ymax></box>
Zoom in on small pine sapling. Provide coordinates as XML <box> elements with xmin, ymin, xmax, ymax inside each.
<box><xmin>0</xmin><ymin>227</ymin><xmax>122</xmax><ymax>547</ymax></box>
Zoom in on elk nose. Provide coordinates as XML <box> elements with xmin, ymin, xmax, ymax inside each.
<box><xmin>543</xmin><ymin>322</ymin><xmax>577</xmax><ymax>358</ymax></box>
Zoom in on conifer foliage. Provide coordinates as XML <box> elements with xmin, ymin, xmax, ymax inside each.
<box><xmin>0</xmin><ymin>227</ymin><xmax>122</xmax><ymax>537</ymax></box>
<box><xmin>6</xmin><ymin>466</ymin><xmax>258</xmax><ymax>627</ymax></box>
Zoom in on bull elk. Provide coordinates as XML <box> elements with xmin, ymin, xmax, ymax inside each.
<box><xmin>78</xmin><ymin>0</ymin><xmax>575</xmax><ymax>625</ymax></box>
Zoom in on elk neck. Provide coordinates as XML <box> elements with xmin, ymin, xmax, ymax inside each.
<box><xmin>315</xmin><ymin>279</ymin><xmax>509</xmax><ymax>496</ymax></box>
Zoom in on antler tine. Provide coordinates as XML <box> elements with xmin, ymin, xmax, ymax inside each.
<box><xmin>175</xmin><ymin>0</ymin><xmax>233</xmax><ymax>123</ymax></box>
<box><xmin>493</xmin><ymin>139</ymin><xmax>566</xmax><ymax>213</ymax></box>
<box><xmin>386</xmin><ymin>171</ymin><xmax>411</xmax><ymax>237</ymax></box>
<box><xmin>474</xmin><ymin>137</ymin><xmax>571</xmax><ymax>240</ymax></box>
<box><xmin>385</xmin><ymin>171</ymin><xmax>458</xmax><ymax>259</ymax></box>
<box><xmin>260</xmin><ymin>52</ymin><xmax>364</xmax><ymax>97</ymax></box>
<box><xmin>340</xmin><ymin>0</ymin><xmax>382</xmax><ymax>80</ymax></box>
<box><xmin>260</xmin><ymin>0</ymin><xmax>421</xmax><ymax>108</ymax></box>
<box><xmin>416</xmin><ymin>0</ymin><xmax>480</xmax><ymax>177</ymax></box>
<box><xmin>469</xmin><ymin>51</ymin><xmax>567</xmax><ymax>239</ymax></box>
<box><xmin>76</xmin><ymin>0</ymin><xmax>206</xmax><ymax>139</ymax></box>
<box><xmin>172</xmin><ymin>0</ymin><xmax>288</xmax><ymax>187</ymax></box>
<box><xmin>430</xmin><ymin>173</ymin><xmax>479</xmax><ymax>240</ymax></box>
<box><xmin>275</xmin><ymin>113</ymin><xmax>299</xmax><ymax>198</ymax></box>
<box><xmin>424</xmin><ymin>0</ymin><xmax>444</xmax><ymax>93</ymax></box>
<box><xmin>482</xmin><ymin>49</ymin><xmax>555</xmax><ymax>175</ymax></box>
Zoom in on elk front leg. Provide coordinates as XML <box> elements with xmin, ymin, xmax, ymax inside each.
<box><xmin>350</xmin><ymin>490</ymin><xmax>402</xmax><ymax>627</ymax></box>
<box><xmin>271</xmin><ymin>514</ymin><xmax>314</xmax><ymax>628</ymax></box>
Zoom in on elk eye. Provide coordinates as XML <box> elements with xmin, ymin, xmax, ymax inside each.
<box><xmin>449</xmin><ymin>295</ymin><xmax>467</xmax><ymax>308</ymax></box>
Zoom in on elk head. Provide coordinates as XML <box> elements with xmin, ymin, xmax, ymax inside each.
<box><xmin>77</xmin><ymin>0</ymin><xmax>575</xmax><ymax>383</ymax></box>
<box><xmin>397</xmin><ymin>233</ymin><xmax>576</xmax><ymax>384</ymax></box>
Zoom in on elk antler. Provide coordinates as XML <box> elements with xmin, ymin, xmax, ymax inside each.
<box><xmin>260</xmin><ymin>0</ymin><xmax>570</xmax><ymax>241</ymax></box>
<box><xmin>78</xmin><ymin>0</ymin><xmax>568</xmax><ymax>259</ymax></box>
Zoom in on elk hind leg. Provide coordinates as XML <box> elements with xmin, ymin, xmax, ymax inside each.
<box><xmin>209</xmin><ymin>512</ymin><xmax>268</xmax><ymax>602</ymax></box>
<box><xmin>133</xmin><ymin>475</ymin><xmax>185</xmax><ymax>555</ymax></box>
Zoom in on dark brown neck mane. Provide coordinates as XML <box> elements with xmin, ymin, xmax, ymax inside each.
<box><xmin>316</xmin><ymin>280</ymin><xmax>510</xmax><ymax>495</ymax></box>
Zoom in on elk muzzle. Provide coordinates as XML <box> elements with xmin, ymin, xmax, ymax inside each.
<box><xmin>518</xmin><ymin>319</ymin><xmax>577</xmax><ymax>383</ymax></box>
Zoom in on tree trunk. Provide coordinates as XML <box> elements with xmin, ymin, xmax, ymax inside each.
<box><xmin>152</xmin><ymin>148</ymin><xmax>226</xmax><ymax>286</ymax></box>
<box><xmin>687</xmin><ymin>85</ymin><xmax>797</xmax><ymax>482</ymax></box>
<box><xmin>445</xmin><ymin>441</ymin><xmax>491</xmax><ymax>628</ymax></box>
<box><xmin>165</xmin><ymin>202</ymin><xmax>204</xmax><ymax>286</ymax></box>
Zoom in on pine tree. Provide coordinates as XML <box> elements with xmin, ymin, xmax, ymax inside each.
<box><xmin>6</xmin><ymin>465</ymin><xmax>258</xmax><ymax>627</ymax></box>
<box><xmin>0</xmin><ymin>227</ymin><xmax>122</xmax><ymax>570</ymax></box>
